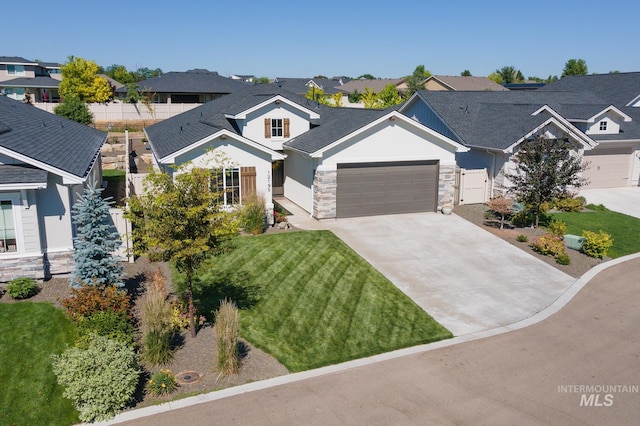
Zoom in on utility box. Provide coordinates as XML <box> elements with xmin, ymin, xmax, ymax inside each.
<box><xmin>564</xmin><ymin>234</ymin><xmax>585</xmax><ymax>251</ymax></box>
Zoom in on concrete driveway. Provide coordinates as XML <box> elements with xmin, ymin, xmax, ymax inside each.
<box><xmin>579</xmin><ymin>187</ymin><xmax>640</xmax><ymax>219</ymax></box>
<box><xmin>322</xmin><ymin>213</ymin><xmax>575</xmax><ymax>336</ymax></box>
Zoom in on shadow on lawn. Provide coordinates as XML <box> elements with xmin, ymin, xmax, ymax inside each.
<box><xmin>194</xmin><ymin>271</ymin><xmax>263</xmax><ymax>320</ymax></box>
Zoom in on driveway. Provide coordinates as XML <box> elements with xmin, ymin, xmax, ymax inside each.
<box><xmin>322</xmin><ymin>213</ymin><xmax>575</xmax><ymax>336</ymax></box>
<box><xmin>579</xmin><ymin>187</ymin><xmax>640</xmax><ymax>219</ymax></box>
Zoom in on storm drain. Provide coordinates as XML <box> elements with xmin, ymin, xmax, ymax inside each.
<box><xmin>176</xmin><ymin>371</ymin><xmax>201</xmax><ymax>384</ymax></box>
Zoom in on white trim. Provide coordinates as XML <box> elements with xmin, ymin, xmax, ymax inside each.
<box><xmin>0</xmin><ymin>193</ymin><xmax>24</xmax><ymax>256</ymax></box>
<box><xmin>0</xmin><ymin>147</ymin><xmax>92</xmax><ymax>184</ymax></box>
<box><xmin>159</xmin><ymin>130</ymin><xmax>286</xmax><ymax>164</ymax></box>
<box><xmin>310</xmin><ymin>110</ymin><xmax>469</xmax><ymax>158</ymax></box>
<box><xmin>586</xmin><ymin>105</ymin><xmax>632</xmax><ymax>123</ymax></box>
<box><xmin>223</xmin><ymin>95</ymin><xmax>320</xmax><ymax>120</ymax></box>
<box><xmin>504</xmin><ymin>116</ymin><xmax>595</xmax><ymax>154</ymax></box>
<box><xmin>625</xmin><ymin>94</ymin><xmax>640</xmax><ymax>107</ymax></box>
<box><xmin>0</xmin><ymin>182</ymin><xmax>47</xmax><ymax>190</ymax></box>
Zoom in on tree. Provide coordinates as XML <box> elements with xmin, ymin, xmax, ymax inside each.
<box><xmin>495</xmin><ymin>66</ymin><xmax>524</xmax><ymax>84</ymax></box>
<box><xmin>562</xmin><ymin>59</ymin><xmax>588</xmax><ymax>77</ymax></box>
<box><xmin>506</xmin><ymin>135</ymin><xmax>588</xmax><ymax>227</ymax></box>
<box><xmin>54</xmin><ymin>95</ymin><xmax>93</xmax><ymax>124</ymax></box>
<box><xmin>460</xmin><ymin>69</ymin><xmax>472</xmax><ymax>76</ymax></box>
<box><xmin>361</xmin><ymin>87</ymin><xmax>382</xmax><ymax>109</ymax></box>
<box><xmin>377</xmin><ymin>84</ymin><xmax>403</xmax><ymax>108</ymax></box>
<box><xmin>487</xmin><ymin>72</ymin><xmax>503</xmax><ymax>84</ymax></box>
<box><xmin>253</xmin><ymin>76</ymin><xmax>270</xmax><ymax>84</ymax></box>
<box><xmin>59</xmin><ymin>56</ymin><xmax>112</xmax><ymax>103</ymax></box>
<box><xmin>127</xmin><ymin>163</ymin><xmax>239</xmax><ymax>337</ymax></box>
<box><xmin>404</xmin><ymin>65</ymin><xmax>432</xmax><ymax>96</ymax></box>
<box><xmin>331</xmin><ymin>92</ymin><xmax>343</xmax><ymax>107</ymax></box>
<box><xmin>124</xmin><ymin>83</ymin><xmax>140</xmax><ymax>103</ymax></box>
<box><xmin>134</xmin><ymin>67</ymin><xmax>163</xmax><ymax>81</ymax></box>
<box><xmin>70</xmin><ymin>180</ymin><xmax>123</xmax><ymax>288</ymax></box>
<box><xmin>348</xmin><ymin>89</ymin><xmax>361</xmax><ymax>103</ymax></box>
<box><xmin>105</xmin><ymin>64</ymin><xmax>136</xmax><ymax>85</ymax></box>
<box><xmin>487</xmin><ymin>196</ymin><xmax>514</xmax><ymax>230</ymax></box>
<box><xmin>305</xmin><ymin>86</ymin><xmax>328</xmax><ymax>105</ymax></box>
<box><xmin>357</xmin><ymin>73</ymin><xmax>376</xmax><ymax>80</ymax></box>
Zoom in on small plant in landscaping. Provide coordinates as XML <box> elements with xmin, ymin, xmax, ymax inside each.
<box><xmin>516</xmin><ymin>234</ymin><xmax>528</xmax><ymax>243</ymax></box>
<box><xmin>487</xmin><ymin>196</ymin><xmax>514</xmax><ymax>229</ymax></box>
<box><xmin>553</xmin><ymin>196</ymin><xmax>586</xmax><ymax>212</ymax></box>
<box><xmin>530</xmin><ymin>233</ymin><xmax>566</xmax><ymax>258</ymax></box>
<box><xmin>6</xmin><ymin>277</ymin><xmax>39</xmax><ymax>299</ymax></box>
<box><xmin>142</xmin><ymin>270</ymin><xmax>174</xmax><ymax>366</ymax></box>
<box><xmin>556</xmin><ymin>252</ymin><xmax>571</xmax><ymax>265</ymax></box>
<box><xmin>581</xmin><ymin>230</ymin><xmax>613</xmax><ymax>259</ymax></box>
<box><xmin>51</xmin><ymin>334</ymin><xmax>140</xmax><ymax>423</ymax></box>
<box><xmin>62</xmin><ymin>283</ymin><xmax>131</xmax><ymax>320</ymax></box>
<box><xmin>547</xmin><ymin>219</ymin><xmax>567</xmax><ymax>236</ymax></box>
<box><xmin>214</xmin><ymin>298</ymin><xmax>240</xmax><ymax>376</ymax></box>
<box><xmin>241</xmin><ymin>193</ymin><xmax>266</xmax><ymax>235</ymax></box>
<box><xmin>147</xmin><ymin>369</ymin><xmax>178</xmax><ymax>397</ymax></box>
<box><xmin>171</xmin><ymin>298</ymin><xmax>207</xmax><ymax>332</ymax></box>
<box><xmin>274</xmin><ymin>210</ymin><xmax>287</xmax><ymax>223</ymax></box>
<box><xmin>75</xmin><ymin>310</ymin><xmax>134</xmax><ymax>347</ymax></box>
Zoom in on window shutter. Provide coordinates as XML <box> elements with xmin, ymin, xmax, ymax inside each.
<box><xmin>284</xmin><ymin>118</ymin><xmax>290</xmax><ymax>138</ymax></box>
<box><xmin>264</xmin><ymin>118</ymin><xmax>271</xmax><ymax>139</ymax></box>
<box><xmin>240</xmin><ymin>166</ymin><xmax>257</xmax><ymax>199</ymax></box>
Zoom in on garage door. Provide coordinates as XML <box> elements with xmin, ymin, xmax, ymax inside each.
<box><xmin>336</xmin><ymin>160</ymin><xmax>438</xmax><ymax>218</ymax></box>
<box><xmin>582</xmin><ymin>148</ymin><xmax>632</xmax><ymax>189</ymax></box>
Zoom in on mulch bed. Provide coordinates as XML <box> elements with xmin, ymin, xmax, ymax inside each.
<box><xmin>453</xmin><ymin>204</ymin><xmax>606</xmax><ymax>278</ymax></box>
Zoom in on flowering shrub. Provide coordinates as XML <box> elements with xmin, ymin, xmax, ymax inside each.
<box><xmin>51</xmin><ymin>334</ymin><xmax>140</xmax><ymax>422</ymax></box>
<box><xmin>582</xmin><ymin>230</ymin><xmax>613</xmax><ymax>258</ymax></box>
<box><xmin>530</xmin><ymin>233</ymin><xmax>566</xmax><ymax>258</ymax></box>
<box><xmin>274</xmin><ymin>210</ymin><xmax>287</xmax><ymax>223</ymax></box>
<box><xmin>171</xmin><ymin>299</ymin><xmax>206</xmax><ymax>331</ymax></box>
<box><xmin>147</xmin><ymin>369</ymin><xmax>178</xmax><ymax>396</ymax></box>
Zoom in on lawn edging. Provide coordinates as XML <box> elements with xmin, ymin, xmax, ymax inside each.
<box><xmin>103</xmin><ymin>252</ymin><xmax>640</xmax><ymax>425</ymax></box>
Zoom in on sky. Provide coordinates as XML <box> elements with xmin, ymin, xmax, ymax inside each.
<box><xmin>5</xmin><ymin>0</ymin><xmax>640</xmax><ymax>79</ymax></box>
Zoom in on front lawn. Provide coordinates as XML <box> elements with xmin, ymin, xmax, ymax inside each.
<box><xmin>177</xmin><ymin>231</ymin><xmax>452</xmax><ymax>372</ymax></box>
<box><xmin>0</xmin><ymin>303</ymin><xmax>78</xmax><ymax>425</ymax></box>
<box><xmin>550</xmin><ymin>204</ymin><xmax>640</xmax><ymax>258</ymax></box>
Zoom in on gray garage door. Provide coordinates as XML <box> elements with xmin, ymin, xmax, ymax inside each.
<box><xmin>336</xmin><ymin>160</ymin><xmax>438</xmax><ymax>218</ymax></box>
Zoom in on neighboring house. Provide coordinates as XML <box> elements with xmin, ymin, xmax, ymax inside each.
<box><xmin>400</xmin><ymin>80</ymin><xmax>640</xmax><ymax>201</ymax></box>
<box><xmin>423</xmin><ymin>75</ymin><xmax>509</xmax><ymax>92</ymax></box>
<box><xmin>231</xmin><ymin>74</ymin><xmax>256</xmax><ymax>83</ymax></box>
<box><xmin>144</xmin><ymin>83</ymin><xmax>468</xmax><ymax>221</ymax></box>
<box><xmin>116</xmin><ymin>69</ymin><xmax>247</xmax><ymax>103</ymax></box>
<box><xmin>336</xmin><ymin>78</ymin><xmax>405</xmax><ymax>108</ymax></box>
<box><xmin>0</xmin><ymin>95</ymin><xmax>107</xmax><ymax>281</ymax></box>
<box><xmin>274</xmin><ymin>77</ymin><xmax>349</xmax><ymax>96</ymax></box>
<box><xmin>0</xmin><ymin>56</ymin><xmax>62</xmax><ymax>102</ymax></box>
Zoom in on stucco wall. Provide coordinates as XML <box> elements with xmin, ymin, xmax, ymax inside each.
<box><xmin>36</xmin><ymin>174</ymin><xmax>74</xmax><ymax>253</ymax></box>
<box><xmin>240</xmin><ymin>103</ymin><xmax>311</xmax><ymax>151</ymax></box>
<box><xmin>283</xmin><ymin>149</ymin><xmax>314</xmax><ymax>213</ymax></box>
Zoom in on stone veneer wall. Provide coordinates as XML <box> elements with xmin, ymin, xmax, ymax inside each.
<box><xmin>313</xmin><ymin>169</ymin><xmax>337</xmax><ymax>219</ymax></box>
<box><xmin>0</xmin><ymin>251</ymin><xmax>74</xmax><ymax>282</ymax></box>
<box><xmin>437</xmin><ymin>163</ymin><xmax>456</xmax><ymax>210</ymax></box>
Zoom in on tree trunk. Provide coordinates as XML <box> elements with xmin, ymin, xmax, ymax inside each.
<box><xmin>187</xmin><ymin>273</ymin><xmax>196</xmax><ymax>338</ymax></box>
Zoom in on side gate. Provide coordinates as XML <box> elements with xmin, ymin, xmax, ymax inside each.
<box><xmin>457</xmin><ymin>168</ymin><xmax>488</xmax><ymax>205</ymax></box>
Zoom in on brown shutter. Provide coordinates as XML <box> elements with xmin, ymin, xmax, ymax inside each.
<box><xmin>284</xmin><ymin>118</ymin><xmax>290</xmax><ymax>138</ymax></box>
<box><xmin>264</xmin><ymin>118</ymin><xmax>271</xmax><ymax>139</ymax></box>
<box><xmin>241</xmin><ymin>166</ymin><xmax>257</xmax><ymax>200</ymax></box>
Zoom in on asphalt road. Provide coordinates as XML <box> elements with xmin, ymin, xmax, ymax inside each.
<box><xmin>120</xmin><ymin>257</ymin><xmax>640</xmax><ymax>425</ymax></box>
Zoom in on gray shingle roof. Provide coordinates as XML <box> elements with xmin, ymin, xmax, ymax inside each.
<box><xmin>274</xmin><ymin>78</ymin><xmax>347</xmax><ymax>95</ymax></box>
<box><xmin>0</xmin><ymin>164</ymin><xmax>48</xmax><ymax>184</ymax></box>
<box><xmin>0</xmin><ymin>56</ymin><xmax>37</xmax><ymax>65</ymax></box>
<box><xmin>537</xmin><ymin>72</ymin><xmax>640</xmax><ymax>107</ymax></box>
<box><xmin>0</xmin><ymin>96</ymin><xmax>106</xmax><ymax>178</ymax></box>
<box><xmin>115</xmin><ymin>69</ymin><xmax>247</xmax><ymax>94</ymax></box>
<box><xmin>428</xmin><ymin>76</ymin><xmax>509</xmax><ymax>91</ymax></box>
<box><xmin>0</xmin><ymin>76</ymin><xmax>60</xmax><ymax>88</ymax></box>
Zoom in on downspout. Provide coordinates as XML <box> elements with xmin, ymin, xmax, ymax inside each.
<box><xmin>486</xmin><ymin>149</ymin><xmax>496</xmax><ymax>198</ymax></box>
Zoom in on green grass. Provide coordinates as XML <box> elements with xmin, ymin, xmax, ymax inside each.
<box><xmin>178</xmin><ymin>231</ymin><xmax>452</xmax><ymax>372</ymax></box>
<box><xmin>102</xmin><ymin>169</ymin><xmax>126</xmax><ymax>181</ymax></box>
<box><xmin>549</xmin><ymin>204</ymin><xmax>640</xmax><ymax>258</ymax></box>
<box><xmin>0</xmin><ymin>303</ymin><xmax>78</xmax><ymax>426</ymax></box>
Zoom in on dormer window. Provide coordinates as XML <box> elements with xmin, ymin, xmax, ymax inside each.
<box><xmin>264</xmin><ymin>118</ymin><xmax>290</xmax><ymax>139</ymax></box>
<box><xmin>599</xmin><ymin>121</ymin><xmax>607</xmax><ymax>131</ymax></box>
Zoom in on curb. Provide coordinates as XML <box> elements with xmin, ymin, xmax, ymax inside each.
<box><xmin>101</xmin><ymin>252</ymin><xmax>640</xmax><ymax>425</ymax></box>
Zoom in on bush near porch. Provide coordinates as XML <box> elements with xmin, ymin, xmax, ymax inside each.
<box><xmin>174</xmin><ymin>230</ymin><xmax>453</xmax><ymax>372</ymax></box>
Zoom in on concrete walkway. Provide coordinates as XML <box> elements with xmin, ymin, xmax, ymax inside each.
<box><xmin>111</xmin><ymin>255</ymin><xmax>640</xmax><ymax>425</ymax></box>
<box><xmin>579</xmin><ymin>187</ymin><xmax>640</xmax><ymax>219</ymax></box>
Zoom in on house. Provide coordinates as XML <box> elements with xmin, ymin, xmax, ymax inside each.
<box><xmin>0</xmin><ymin>56</ymin><xmax>62</xmax><ymax>103</ymax></box>
<box><xmin>231</xmin><ymin>74</ymin><xmax>256</xmax><ymax>83</ymax></box>
<box><xmin>115</xmin><ymin>69</ymin><xmax>248</xmax><ymax>103</ymax></box>
<box><xmin>423</xmin><ymin>75</ymin><xmax>509</xmax><ymax>92</ymax></box>
<box><xmin>0</xmin><ymin>95</ymin><xmax>107</xmax><ymax>281</ymax></box>
<box><xmin>144</xmin><ymin>83</ymin><xmax>468</xmax><ymax>221</ymax></box>
<box><xmin>400</xmin><ymin>77</ymin><xmax>640</xmax><ymax>202</ymax></box>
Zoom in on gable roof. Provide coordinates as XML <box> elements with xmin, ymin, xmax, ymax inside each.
<box><xmin>115</xmin><ymin>69</ymin><xmax>247</xmax><ymax>94</ymax></box>
<box><xmin>537</xmin><ymin>72</ymin><xmax>640</xmax><ymax>107</ymax></box>
<box><xmin>406</xmin><ymin>91</ymin><xmax>604</xmax><ymax>150</ymax></box>
<box><xmin>0</xmin><ymin>76</ymin><xmax>60</xmax><ymax>89</ymax></box>
<box><xmin>337</xmin><ymin>78</ymin><xmax>405</xmax><ymax>94</ymax></box>
<box><xmin>0</xmin><ymin>164</ymin><xmax>48</xmax><ymax>189</ymax></box>
<box><xmin>0</xmin><ymin>56</ymin><xmax>38</xmax><ymax>65</ymax></box>
<box><xmin>145</xmin><ymin>83</ymin><xmax>310</xmax><ymax>160</ymax></box>
<box><xmin>0</xmin><ymin>95</ymin><xmax>106</xmax><ymax>180</ymax></box>
<box><xmin>426</xmin><ymin>75</ymin><xmax>509</xmax><ymax>91</ymax></box>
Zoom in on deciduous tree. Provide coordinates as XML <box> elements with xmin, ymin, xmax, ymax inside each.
<box><xmin>506</xmin><ymin>135</ymin><xmax>588</xmax><ymax>227</ymax></box>
<box><xmin>59</xmin><ymin>56</ymin><xmax>112</xmax><ymax>103</ymax></box>
<box><xmin>126</xmin><ymin>163</ymin><xmax>239</xmax><ymax>337</ymax></box>
<box><xmin>562</xmin><ymin>58</ymin><xmax>588</xmax><ymax>77</ymax></box>
<box><xmin>404</xmin><ymin>65</ymin><xmax>432</xmax><ymax>96</ymax></box>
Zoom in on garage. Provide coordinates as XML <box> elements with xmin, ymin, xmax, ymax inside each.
<box><xmin>582</xmin><ymin>147</ymin><xmax>633</xmax><ymax>189</ymax></box>
<box><xmin>336</xmin><ymin>160</ymin><xmax>438</xmax><ymax>218</ymax></box>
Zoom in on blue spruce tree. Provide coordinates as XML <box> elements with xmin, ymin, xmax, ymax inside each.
<box><xmin>70</xmin><ymin>179</ymin><xmax>123</xmax><ymax>288</ymax></box>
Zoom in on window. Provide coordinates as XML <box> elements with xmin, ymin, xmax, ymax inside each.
<box><xmin>599</xmin><ymin>121</ymin><xmax>607</xmax><ymax>131</ymax></box>
<box><xmin>0</xmin><ymin>200</ymin><xmax>17</xmax><ymax>253</ymax></box>
<box><xmin>212</xmin><ymin>168</ymin><xmax>241</xmax><ymax>205</ymax></box>
<box><xmin>7</xmin><ymin>65</ymin><xmax>25</xmax><ymax>75</ymax></box>
<box><xmin>4</xmin><ymin>88</ymin><xmax>25</xmax><ymax>101</ymax></box>
<box><xmin>271</xmin><ymin>119</ymin><xmax>283</xmax><ymax>137</ymax></box>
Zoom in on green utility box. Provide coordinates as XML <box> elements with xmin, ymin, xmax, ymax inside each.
<box><xmin>564</xmin><ymin>234</ymin><xmax>585</xmax><ymax>251</ymax></box>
